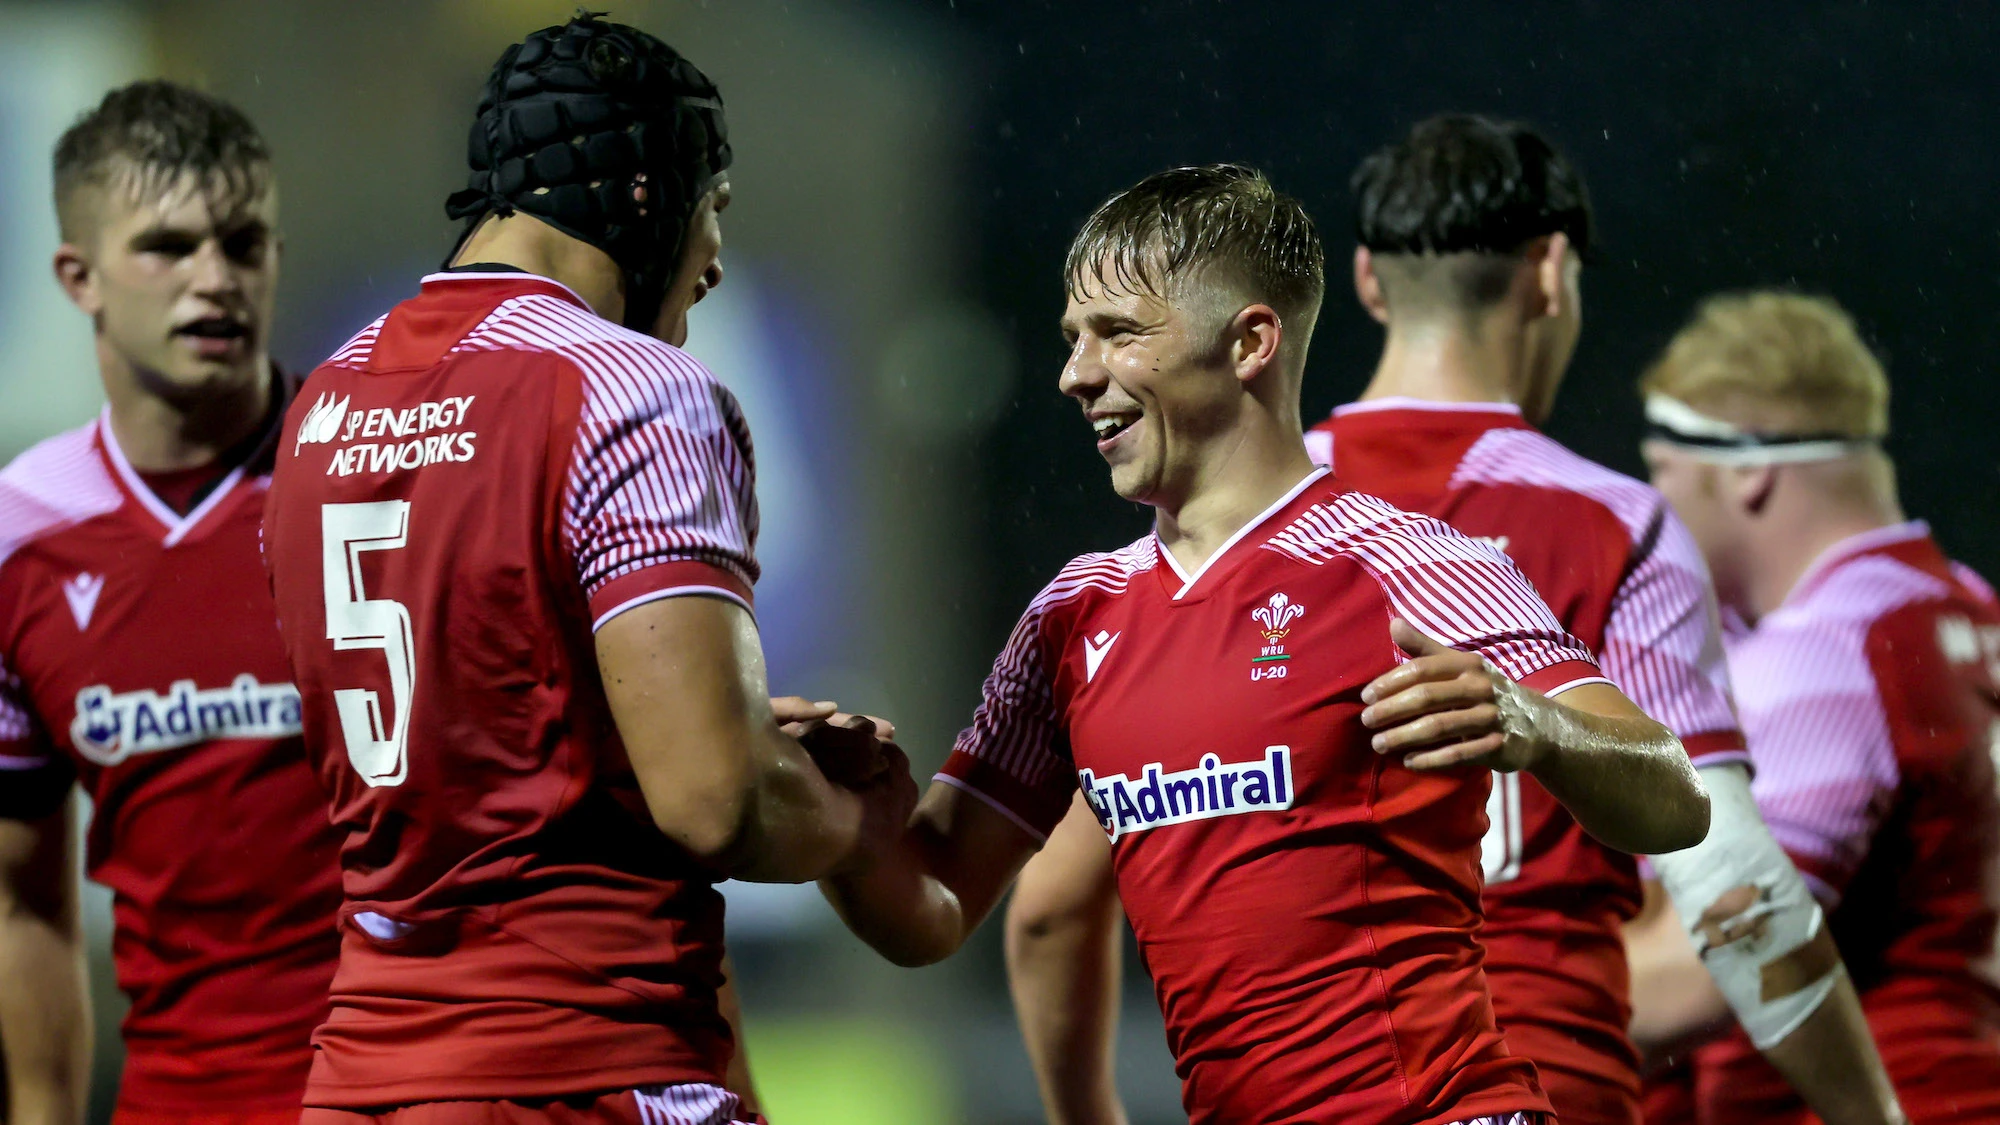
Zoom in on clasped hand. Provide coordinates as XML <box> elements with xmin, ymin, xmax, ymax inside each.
<box><xmin>771</xmin><ymin>697</ymin><xmax>917</xmax><ymax>870</ymax></box>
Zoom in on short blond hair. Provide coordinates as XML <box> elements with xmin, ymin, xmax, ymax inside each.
<box><xmin>1640</xmin><ymin>291</ymin><xmax>1887</xmax><ymax>439</ymax></box>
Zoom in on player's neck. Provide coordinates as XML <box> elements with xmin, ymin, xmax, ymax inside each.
<box><xmin>452</xmin><ymin>212</ymin><xmax>625</xmax><ymax>323</ymax></box>
<box><xmin>1741</xmin><ymin>481</ymin><xmax>1908</xmax><ymax>620</ymax></box>
<box><xmin>99</xmin><ymin>343</ymin><xmax>273</xmax><ymax>472</ymax></box>
<box><xmin>1153</xmin><ymin>411</ymin><xmax>1318</xmax><ymax>577</ymax></box>
<box><xmin>1357</xmin><ymin>316</ymin><xmax>1524</xmax><ymax>410</ymax></box>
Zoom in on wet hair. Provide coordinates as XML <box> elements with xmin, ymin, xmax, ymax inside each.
<box><xmin>1640</xmin><ymin>291</ymin><xmax>1888</xmax><ymax>439</ymax></box>
<box><xmin>1353</xmin><ymin>114</ymin><xmax>1593</xmax><ymax>260</ymax></box>
<box><xmin>52</xmin><ymin>80</ymin><xmax>271</xmax><ymax>242</ymax></box>
<box><xmin>1064</xmin><ymin>163</ymin><xmax>1325</xmax><ymax>326</ymax></box>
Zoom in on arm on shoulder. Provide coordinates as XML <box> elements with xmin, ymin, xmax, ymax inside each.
<box><xmin>1361</xmin><ymin>619</ymin><xmax>1709</xmax><ymax>854</ymax></box>
<box><xmin>0</xmin><ymin>804</ymin><xmax>89</xmax><ymax>1125</ymax></box>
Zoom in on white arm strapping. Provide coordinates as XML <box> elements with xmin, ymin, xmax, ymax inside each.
<box><xmin>1650</xmin><ymin>762</ymin><xmax>1839</xmax><ymax>1049</ymax></box>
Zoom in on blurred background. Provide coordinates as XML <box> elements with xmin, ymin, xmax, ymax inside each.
<box><xmin>0</xmin><ymin>2</ymin><xmax>1994</xmax><ymax>1122</ymax></box>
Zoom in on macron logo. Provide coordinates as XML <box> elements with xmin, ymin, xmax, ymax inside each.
<box><xmin>63</xmin><ymin>573</ymin><xmax>104</xmax><ymax>631</ymax></box>
<box><xmin>293</xmin><ymin>391</ymin><xmax>350</xmax><ymax>455</ymax></box>
<box><xmin>1084</xmin><ymin>630</ymin><xmax>1120</xmax><ymax>683</ymax></box>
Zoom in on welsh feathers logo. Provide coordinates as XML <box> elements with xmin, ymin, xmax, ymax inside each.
<box><xmin>1251</xmin><ymin>592</ymin><xmax>1305</xmax><ymax>642</ymax></box>
<box><xmin>293</xmin><ymin>391</ymin><xmax>349</xmax><ymax>455</ymax></box>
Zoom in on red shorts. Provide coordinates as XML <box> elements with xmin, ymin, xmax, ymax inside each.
<box><xmin>300</xmin><ymin>1085</ymin><xmax>761</xmax><ymax>1125</ymax></box>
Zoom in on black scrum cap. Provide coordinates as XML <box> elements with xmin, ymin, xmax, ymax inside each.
<box><xmin>446</xmin><ymin>12</ymin><xmax>731</xmax><ymax>330</ymax></box>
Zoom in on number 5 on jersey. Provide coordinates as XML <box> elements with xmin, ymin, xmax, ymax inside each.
<box><xmin>322</xmin><ymin>501</ymin><xmax>415</xmax><ymax>787</ymax></box>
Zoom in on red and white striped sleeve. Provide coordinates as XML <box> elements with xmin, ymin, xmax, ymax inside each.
<box><xmin>1316</xmin><ymin>497</ymin><xmax>1605</xmax><ymax>696</ymax></box>
<box><xmin>936</xmin><ymin>584</ymin><xmax>1085</xmax><ymax>844</ymax></box>
<box><xmin>1728</xmin><ymin>616</ymin><xmax>1896</xmax><ymax>904</ymax></box>
<box><xmin>561</xmin><ymin>343</ymin><xmax>761</xmax><ymax>631</ymax></box>
<box><xmin>1599</xmin><ymin>502</ymin><xmax>1748</xmax><ymax>766</ymax></box>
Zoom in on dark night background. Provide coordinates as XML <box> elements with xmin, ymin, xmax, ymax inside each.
<box><xmin>945</xmin><ymin>0</ymin><xmax>1999</xmax><ymax>647</ymax></box>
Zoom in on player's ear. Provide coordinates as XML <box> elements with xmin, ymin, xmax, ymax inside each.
<box><xmin>1530</xmin><ymin>233</ymin><xmax>1571</xmax><ymax>321</ymax></box>
<box><xmin>1729</xmin><ymin>463</ymin><xmax>1779</xmax><ymax>516</ymax></box>
<box><xmin>52</xmin><ymin>242</ymin><xmax>102</xmax><ymax>319</ymax></box>
<box><xmin>1229</xmin><ymin>304</ymin><xmax>1283</xmax><ymax>385</ymax></box>
<box><xmin>1353</xmin><ymin>247</ymin><xmax>1389</xmax><ymax>325</ymax></box>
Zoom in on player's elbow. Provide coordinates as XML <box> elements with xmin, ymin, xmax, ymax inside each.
<box><xmin>1004</xmin><ymin>877</ymin><xmax>1102</xmax><ymax>962</ymax></box>
<box><xmin>855</xmin><ymin>918</ymin><xmax>962</xmax><ymax>968</ymax></box>
<box><xmin>651</xmin><ymin>786</ymin><xmax>757</xmax><ymax>871</ymax></box>
<box><xmin>1651</xmin><ymin>759</ymin><xmax>1712</xmax><ymax>854</ymax></box>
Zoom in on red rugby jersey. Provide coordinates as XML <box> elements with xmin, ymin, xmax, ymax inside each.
<box><xmin>1682</xmin><ymin>524</ymin><xmax>2000</xmax><ymax>1123</ymax></box>
<box><xmin>1308</xmin><ymin>400</ymin><xmax>1746</xmax><ymax>1125</ymax></box>
<box><xmin>0</xmin><ymin>411</ymin><xmax>341</xmax><ymax>1113</ymax></box>
<box><xmin>943</xmin><ymin>468</ymin><xmax>1602</xmax><ymax>1125</ymax></box>
<box><xmin>263</xmin><ymin>272</ymin><xmax>759</xmax><ymax>1107</ymax></box>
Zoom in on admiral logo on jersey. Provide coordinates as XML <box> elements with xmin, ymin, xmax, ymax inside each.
<box><xmin>1079</xmin><ymin>745</ymin><xmax>1294</xmax><ymax>841</ymax></box>
<box><xmin>70</xmin><ymin>674</ymin><xmax>303</xmax><ymax>766</ymax></box>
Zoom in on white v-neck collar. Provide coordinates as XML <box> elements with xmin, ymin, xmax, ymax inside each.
<box><xmin>98</xmin><ymin>411</ymin><xmax>253</xmax><ymax>548</ymax></box>
<box><xmin>1157</xmin><ymin>468</ymin><xmax>1330</xmax><ymax>600</ymax></box>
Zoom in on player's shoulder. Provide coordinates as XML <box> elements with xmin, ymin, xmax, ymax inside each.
<box><xmin>1737</xmin><ymin>551</ymin><xmax>1949</xmax><ymax>686</ymax></box>
<box><xmin>466</xmin><ymin>292</ymin><xmax>733</xmax><ymax>420</ymax></box>
<box><xmin>1263</xmin><ymin>486</ymin><xmax>1512</xmax><ymax>576</ymax></box>
<box><xmin>1451</xmin><ymin>426</ymin><xmax>1665</xmax><ymax>541</ymax></box>
<box><xmin>0</xmin><ymin>420</ymin><xmax>123</xmax><ymax>566</ymax></box>
<box><xmin>1029</xmin><ymin>534</ymin><xmax>1161</xmax><ymax>620</ymax></box>
<box><xmin>1948</xmin><ymin>559</ymin><xmax>1998</xmax><ymax>608</ymax></box>
<box><xmin>322</xmin><ymin>314</ymin><xmax>388</xmax><ymax>371</ymax></box>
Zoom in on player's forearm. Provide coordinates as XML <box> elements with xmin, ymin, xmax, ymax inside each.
<box><xmin>0</xmin><ymin>910</ymin><xmax>90</xmax><ymax>1125</ymax></box>
<box><xmin>719</xmin><ymin>731</ymin><xmax>868</xmax><ymax>884</ymax></box>
<box><xmin>819</xmin><ymin>827</ymin><xmax>968</xmax><ymax>967</ymax></box>
<box><xmin>1758</xmin><ymin>969</ymin><xmax>1906</xmax><ymax>1125</ymax></box>
<box><xmin>1526</xmin><ymin>703</ymin><xmax>1708</xmax><ymax>854</ymax></box>
<box><xmin>1005</xmin><ymin>888</ymin><xmax>1128</xmax><ymax>1125</ymax></box>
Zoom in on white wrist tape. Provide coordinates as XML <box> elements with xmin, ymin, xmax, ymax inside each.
<box><xmin>1650</xmin><ymin>763</ymin><xmax>1840</xmax><ymax>1049</ymax></box>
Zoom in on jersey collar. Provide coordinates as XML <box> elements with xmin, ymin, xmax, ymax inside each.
<box><xmin>1784</xmin><ymin>520</ymin><xmax>1934</xmax><ymax>605</ymax></box>
<box><xmin>1156</xmin><ymin>466</ymin><xmax>1332</xmax><ymax>602</ymax></box>
<box><xmin>417</xmin><ymin>270</ymin><xmax>593</xmax><ymax>312</ymax></box>
<box><xmin>1332</xmin><ymin>396</ymin><xmax>1524</xmax><ymax>419</ymax></box>
<box><xmin>96</xmin><ymin>365</ymin><xmax>294</xmax><ymax>547</ymax></box>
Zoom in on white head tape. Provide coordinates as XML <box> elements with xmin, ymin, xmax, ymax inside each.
<box><xmin>1643</xmin><ymin>394</ymin><xmax>1871</xmax><ymax>466</ymax></box>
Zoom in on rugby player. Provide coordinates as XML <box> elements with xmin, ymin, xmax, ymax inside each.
<box><xmin>1629</xmin><ymin>291</ymin><xmax>2000</xmax><ymax>1122</ymax></box>
<box><xmin>0</xmin><ymin>82</ymin><xmax>341</xmax><ymax>1125</ymax></box>
<box><xmin>262</xmin><ymin>17</ymin><xmax>898</xmax><ymax>1124</ymax></box>
<box><xmin>821</xmin><ymin>163</ymin><xmax>1712</xmax><ymax>1125</ymax></box>
<box><xmin>1004</xmin><ymin>116</ymin><xmax>1904</xmax><ymax>1125</ymax></box>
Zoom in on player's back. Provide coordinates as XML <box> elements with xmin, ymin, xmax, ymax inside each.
<box><xmin>1310</xmin><ymin>399</ymin><xmax>1745</xmax><ymax>1125</ymax></box>
<box><xmin>1686</xmin><ymin>525</ymin><xmax>2000</xmax><ymax>1123</ymax></box>
<box><xmin>266</xmin><ymin>271</ymin><xmax>758</xmax><ymax>1107</ymax></box>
